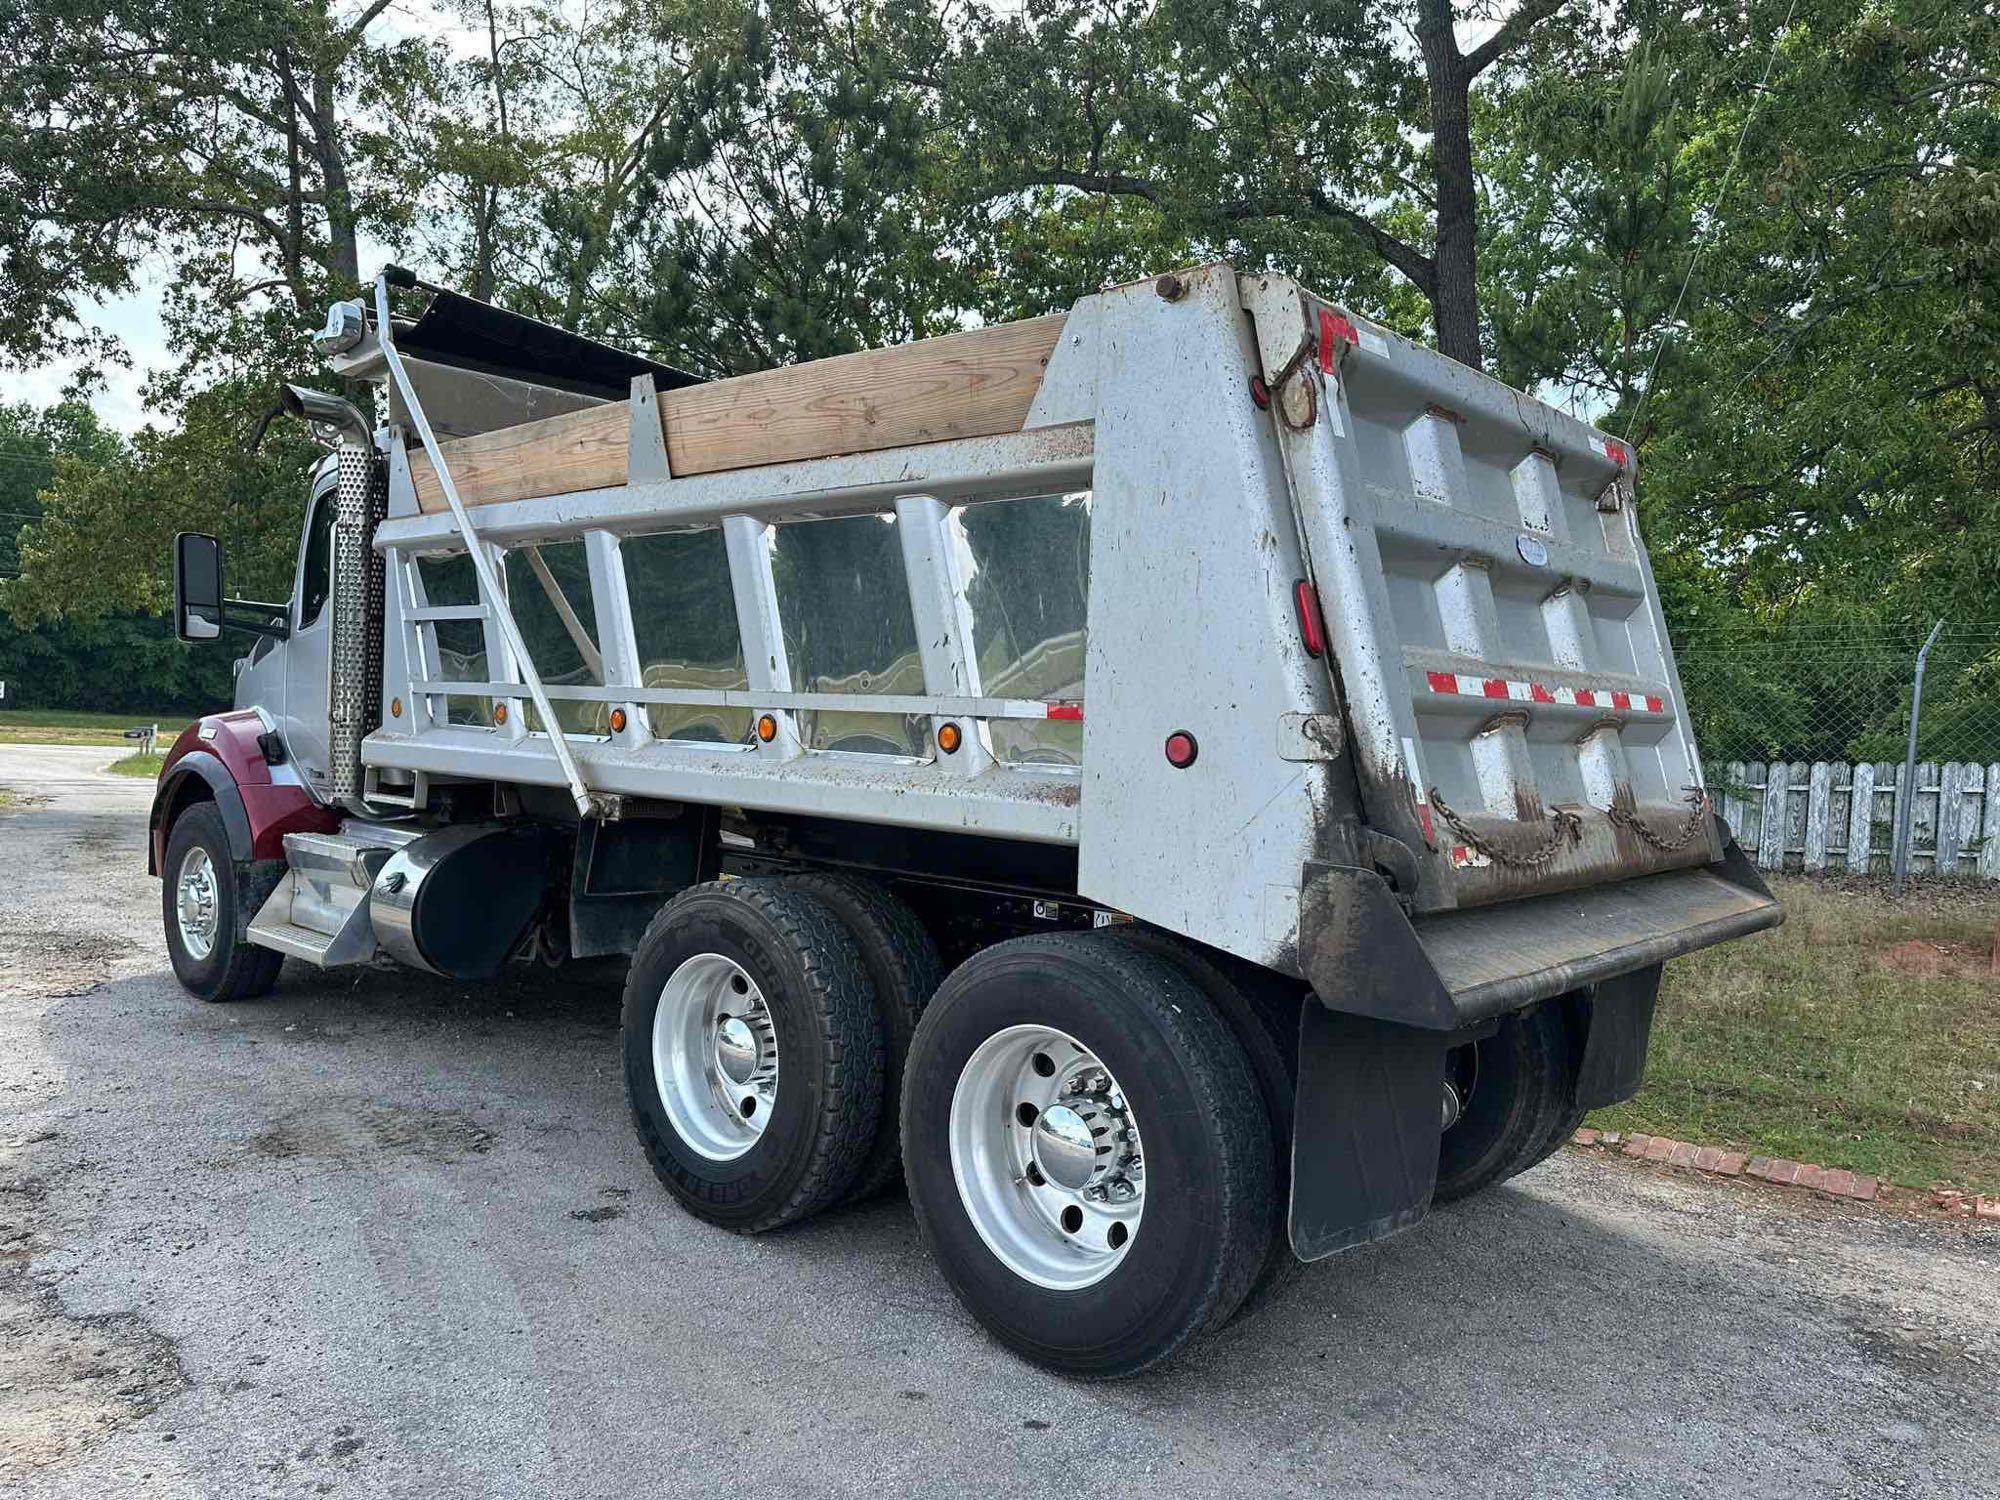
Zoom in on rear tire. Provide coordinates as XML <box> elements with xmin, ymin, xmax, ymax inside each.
<box><xmin>622</xmin><ymin>880</ymin><xmax>884</xmax><ymax>1233</ymax></box>
<box><xmin>161</xmin><ymin>802</ymin><xmax>284</xmax><ymax>1003</ymax></box>
<box><xmin>781</xmin><ymin>873</ymin><xmax>941</xmax><ymax>1202</ymax></box>
<box><xmin>1435</xmin><ymin>1002</ymin><xmax>1567</xmax><ymax>1203</ymax></box>
<box><xmin>1094</xmin><ymin>925</ymin><xmax>1304</xmax><ymax>1318</ymax></box>
<box><xmin>902</xmin><ymin>933</ymin><xmax>1274</xmax><ymax>1378</ymax></box>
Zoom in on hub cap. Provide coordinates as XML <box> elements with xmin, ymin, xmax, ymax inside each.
<box><xmin>948</xmin><ymin>1025</ymin><xmax>1145</xmax><ymax>1291</ymax></box>
<box><xmin>651</xmin><ymin>953</ymin><xmax>779</xmax><ymax>1161</ymax></box>
<box><xmin>174</xmin><ymin>846</ymin><xmax>220</xmax><ymax>961</ymax></box>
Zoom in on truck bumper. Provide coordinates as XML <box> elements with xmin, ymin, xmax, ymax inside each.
<box><xmin>1285</xmin><ymin>824</ymin><xmax>1782</xmax><ymax>1261</ymax></box>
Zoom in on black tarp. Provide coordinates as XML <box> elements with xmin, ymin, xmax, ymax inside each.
<box><xmin>396</xmin><ymin>290</ymin><xmax>702</xmax><ymax>399</ymax></box>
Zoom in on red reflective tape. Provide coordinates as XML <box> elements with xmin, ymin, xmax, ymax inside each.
<box><xmin>1482</xmin><ymin>678</ymin><xmax>1510</xmax><ymax>698</ymax></box>
<box><xmin>1318</xmin><ymin>308</ymin><xmax>1357</xmax><ymax>372</ymax></box>
<box><xmin>1451</xmin><ymin>846</ymin><xmax>1470</xmax><ymax>865</ymax></box>
<box><xmin>1603</xmin><ymin>440</ymin><xmax>1630</xmax><ymax>468</ymax></box>
<box><xmin>1610</xmin><ymin>691</ymin><xmax>1631</xmax><ymax>711</ymax></box>
<box><xmin>1575</xmin><ymin>690</ymin><xmax>1597</xmax><ymax>707</ymax></box>
<box><xmin>1426</xmin><ymin>671</ymin><xmax>1458</xmax><ymax>693</ymax></box>
<box><xmin>1646</xmin><ymin>695</ymin><xmax>1664</xmax><ymax>713</ymax></box>
<box><xmin>1415</xmin><ymin>803</ymin><xmax>1436</xmax><ymax>846</ymax></box>
<box><xmin>1046</xmin><ymin>704</ymin><xmax>1083</xmax><ymax>721</ymax></box>
<box><xmin>1530</xmin><ymin>683</ymin><xmax>1556</xmax><ymax>704</ymax></box>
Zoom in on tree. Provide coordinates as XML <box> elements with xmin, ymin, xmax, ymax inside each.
<box><xmin>941</xmin><ymin>0</ymin><xmax>1586</xmax><ymax>367</ymax></box>
<box><xmin>604</xmin><ymin>0</ymin><xmax>973</xmax><ymax>374</ymax></box>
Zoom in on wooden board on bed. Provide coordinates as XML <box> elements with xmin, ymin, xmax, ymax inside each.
<box><xmin>408</xmin><ymin>314</ymin><xmax>1067</xmax><ymax>514</ymax></box>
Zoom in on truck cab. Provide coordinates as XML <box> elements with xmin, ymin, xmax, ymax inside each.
<box><xmin>151</xmin><ymin>263</ymin><xmax>1780</xmax><ymax>1378</ymax></box>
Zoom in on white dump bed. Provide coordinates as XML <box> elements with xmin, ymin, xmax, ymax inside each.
<box><xmin>345</xmin><ymin>262</ymin><xmax>1758</xmax><ymax>1002</ymax></box>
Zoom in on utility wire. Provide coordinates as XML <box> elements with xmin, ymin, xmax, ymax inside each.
<box><xmin>1625</xmin><ymin>0</ymin><xmax>1800</xmax><ymax>445</ymax></box>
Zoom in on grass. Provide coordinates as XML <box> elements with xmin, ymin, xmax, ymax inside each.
<box><xmin>0</xmin><ymin>708</ymin><xmax>189</xmax><ymax>746</ymax></box>
<box><xmin>1592</xmin><ymin>875</ymin><xmax>2000</xmax><ymax>1195</ymax></box>
<box><xmin>109</xmin><ymin>751</ymin><xmax>165</xmax><ymax>778</ymax></box>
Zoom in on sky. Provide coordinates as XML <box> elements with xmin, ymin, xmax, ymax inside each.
<box><xmin>0</xmin><ymin>281</ymin><xmax>171</xmax><ymax>433</ymax></box>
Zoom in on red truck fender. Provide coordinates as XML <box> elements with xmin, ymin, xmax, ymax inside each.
<box><xmin>148</xmin><ymin>711</ymin><xmax>339</xmax><ymax>875</ymax></box>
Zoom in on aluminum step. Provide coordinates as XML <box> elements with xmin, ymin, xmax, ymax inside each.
<box><xmin>245</xmin><ymin>826</ymin><xmax>414</xmax><ymax>969</ymax></box>
<box><xmin>243</xmin><ymin>915</ymin><xmax>350</xmax><ymax>965</ymax></box>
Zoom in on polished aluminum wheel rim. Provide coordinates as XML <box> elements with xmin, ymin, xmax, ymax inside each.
<box><xmin>949</xmin><ymin>1024</ymin><xmax>1144</xmax><ymax>1291</ymax></box>
<box><xmin>174</xmin><ymin>846</ymin><xmax>220</xmax><ymax>962</ymax></box>
<box><xmin>652</xmin><ymin>952</ymin><xmax>778</xmax><ymax>1161</ymax></box>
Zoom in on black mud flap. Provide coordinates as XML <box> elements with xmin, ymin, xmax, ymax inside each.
<box><xmin>1574</xmin><ymin>964</ymin><xmax>1661</xmax><ymax>1109</ymax></box>
<box><xmin>1288</xmin><ymin>1005</ymin><xmax>1445</xmax><ymax>1261</ymax></box>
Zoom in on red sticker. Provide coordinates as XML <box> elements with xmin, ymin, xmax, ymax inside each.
<box><xmin>1318</xmin><ymin>308</ymin><xmax>1358</xmax><ymax>372</ymax></box>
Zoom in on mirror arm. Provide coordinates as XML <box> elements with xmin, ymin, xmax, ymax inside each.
<box><xmin>219</xmin><ymin>600</ymin><xmax>292</xmax><ymax>640</ymax></box>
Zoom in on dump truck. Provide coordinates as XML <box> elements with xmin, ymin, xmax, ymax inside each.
<box><xmin>152</xmin><ymin>262</ymin><xmax>1781</xmax><ymax>1376</ymax></box>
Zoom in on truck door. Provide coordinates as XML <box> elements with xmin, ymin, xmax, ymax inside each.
<box><xmin>280</xmin><ymin>474</ymin><xmax>339</xmax><ymax>798</ymax></box>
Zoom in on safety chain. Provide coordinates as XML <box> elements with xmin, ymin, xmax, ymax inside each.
<box><xmin>1608</xmin><ymin>787</ymin><xmax>1713</xmax><ymax>853</ymax></box>
<box><xmin>1426</xmin><ymin>787</ymin><xmax>1583</xmax><ymax>870</ymax></box>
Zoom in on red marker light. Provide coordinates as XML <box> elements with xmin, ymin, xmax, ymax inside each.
<box><xmin>1164</xmin><ymin>731</ymin><xmax>1199</xmax><ymax>769</ymax></box>
<box><xmin>1293</xmin><ymin>579</ymin><xmax>1327</xmax><ymax>658</ymax></box>
<box><xmin>1603</xmin><ymin>440</ymin><xmax>1629</xmax><ymax>468</ymax></box>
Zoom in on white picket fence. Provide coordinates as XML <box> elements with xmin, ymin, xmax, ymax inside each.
<box><xmin>1713</xmin><ymin>761</ymin><xmax>2000</xmax><ymax>878</ymax></box>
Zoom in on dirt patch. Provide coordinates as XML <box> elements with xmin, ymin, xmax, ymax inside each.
<box><xmin>1877</xmin><ymin>938</ymin><xmax>1996</xmax><ymax>984</ymax></box>
<box><xmin>243</xmin><ymin>1100</ymin><xmax>494</xmax><ymax>1167</ymax></box>
<box><xmin>0</xmin><ymin>1145</ymin><xmax>189</xmax><ymax>1484</ymax></box>
<box><xmin>0</xmin><ymin>926</ymin><xmax>127</xmax><ymax>1000</ymax></box>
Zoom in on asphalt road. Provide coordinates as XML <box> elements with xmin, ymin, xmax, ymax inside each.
<box><xmin>2</xmin><ymin>742</ymin><xmax>1996</xmax><ymax>1499</ymax></box>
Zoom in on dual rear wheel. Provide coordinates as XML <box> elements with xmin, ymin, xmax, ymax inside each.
<box><xmin>622</xmin><ymin>889</ymin><xmax>1279</xmax><ymax>1377</ymax></box>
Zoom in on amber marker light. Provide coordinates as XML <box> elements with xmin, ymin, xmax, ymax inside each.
<box><xmin>756</xmin><ymin>714</ymin><xmax>779</xmax><ymax>743</ymax></box>
<box><xmin>389</xmin><ymin>697</ymin><xmax>403</xmax><ymax>719</ymax></box>
<box><xmin>937</xmin><ymin>721</ymin><xmax>963</xmax><ymax>754</ymax></box>
<box><xmin>609</xmin><ymin>707</ymin><xmax>628</xmax><ymax>733</ymax></box>
<box><xmin>493</xmin><ymin>703</ymin><xmax>508</xmax><ymax>726</ymax></box>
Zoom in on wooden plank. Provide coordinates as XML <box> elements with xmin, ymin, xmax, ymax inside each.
<box><xmin>1937</xmin><ymin>762</ymin><xmax>1967</xmax><ymax>873</ymax></box>
<box><xmin>1721</xmin><ymin>761</ymin><xmax>1747</xmax><ymax>841</ymax></box>
<box><xmin>1982</xmin><ymin>764</ymin><xmax>2000</xmax><ymax>878</ymax></box>
<box><xmin>1847</xmin><ymin>761</ymin><xmax>1875</xmax><ymax>873</ymax></box>
<box><xmin>1744</xmin><ymin>760</ymin><xmax>1766</xmax><ymax>856</ymax></box>
<box><xmin>1955</xmin><ymin>763</ymin><xmax>1985</xmax><ymax>876</ymax></box>
<box><xmin>410</xmin><ymin>315</ymin><xmax>1068</xmax><ymax>514</ymax></box>
<box><xmin>1758</xmin><ymin>761</ymin><xmax>1787</xmax><ymax>871</ymax></box>
<box><xmin>1803</xmin><ymin>760</ymin><xmax>1833</xmax><ymax>871</ymax></box>
<box><xmin>1914</xmin><ymin>761</ymin><xmax>1941</xmax><ymax>873</ymax></box>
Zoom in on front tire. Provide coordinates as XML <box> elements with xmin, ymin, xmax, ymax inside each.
<box><xmin>161</xmin><ymin>802</ymin><xmax>284</xmax><ymax>1002</ymax></box>
<box><xmin>622</xmin><ymin>880</ymin><xmax>884</xmax><ymax>1233</ymax></box>
<box><xmin>903</xmin><ymin>934</ymin><xmax>1274</xmax><ymax>1378</ymax></box>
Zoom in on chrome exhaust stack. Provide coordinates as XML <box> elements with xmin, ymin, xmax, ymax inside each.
<box><xmin>281</xmin><ymin>383</ymin><xmax>385</xmax><ymax>815</ymax></box>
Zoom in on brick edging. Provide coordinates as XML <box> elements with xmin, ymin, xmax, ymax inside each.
<box><xmin>1570</xmin><ymin>1129</ymin><xmax>2000</xmax><ymax>1219</ymax></box>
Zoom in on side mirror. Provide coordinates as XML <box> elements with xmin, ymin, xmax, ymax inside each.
<box><xmin>175</xmin><ymin>532</ymin><xmax>224</xmax><ymax>642</ymax></box>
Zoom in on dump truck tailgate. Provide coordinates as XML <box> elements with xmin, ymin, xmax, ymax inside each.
<box><xmin>1244</xmin><ymin>275</ymin><xmax>1716</xmax><ymax>916</ymax></box>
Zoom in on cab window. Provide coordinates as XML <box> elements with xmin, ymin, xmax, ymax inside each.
<box><xmin>298</xmin><ymin>492</ymin><xmax>336</xmax><ymax>627</ymax></box>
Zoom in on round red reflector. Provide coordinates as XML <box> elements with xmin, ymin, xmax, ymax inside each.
<box><xmin>1164</xmin><ymin>731</ymin><xmax>1198</xmax><ymax>768</ymax></box>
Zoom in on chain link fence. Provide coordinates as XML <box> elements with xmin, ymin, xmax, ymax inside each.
<box><xmin>1676</xmin><ymin>624</ymin><xmax>2000</xmax><ymax>882</ymax></box>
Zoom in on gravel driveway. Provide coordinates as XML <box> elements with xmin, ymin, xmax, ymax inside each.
<box><xmin>2</xmin><ymin>743</ymin><xmax>1995</xmax><ymax>1498</ymax></box>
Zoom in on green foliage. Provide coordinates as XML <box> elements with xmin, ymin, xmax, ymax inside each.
<box><xmin>0</xmin><ymin>0</ymin><xmax>1989</xmax><ymax>723</ymax></box>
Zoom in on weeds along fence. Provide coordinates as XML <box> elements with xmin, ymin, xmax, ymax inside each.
<box><xmin>1675</xmin><ymin>624</ymin><xmax>2000</xmax><ymax>882</ymax></box>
